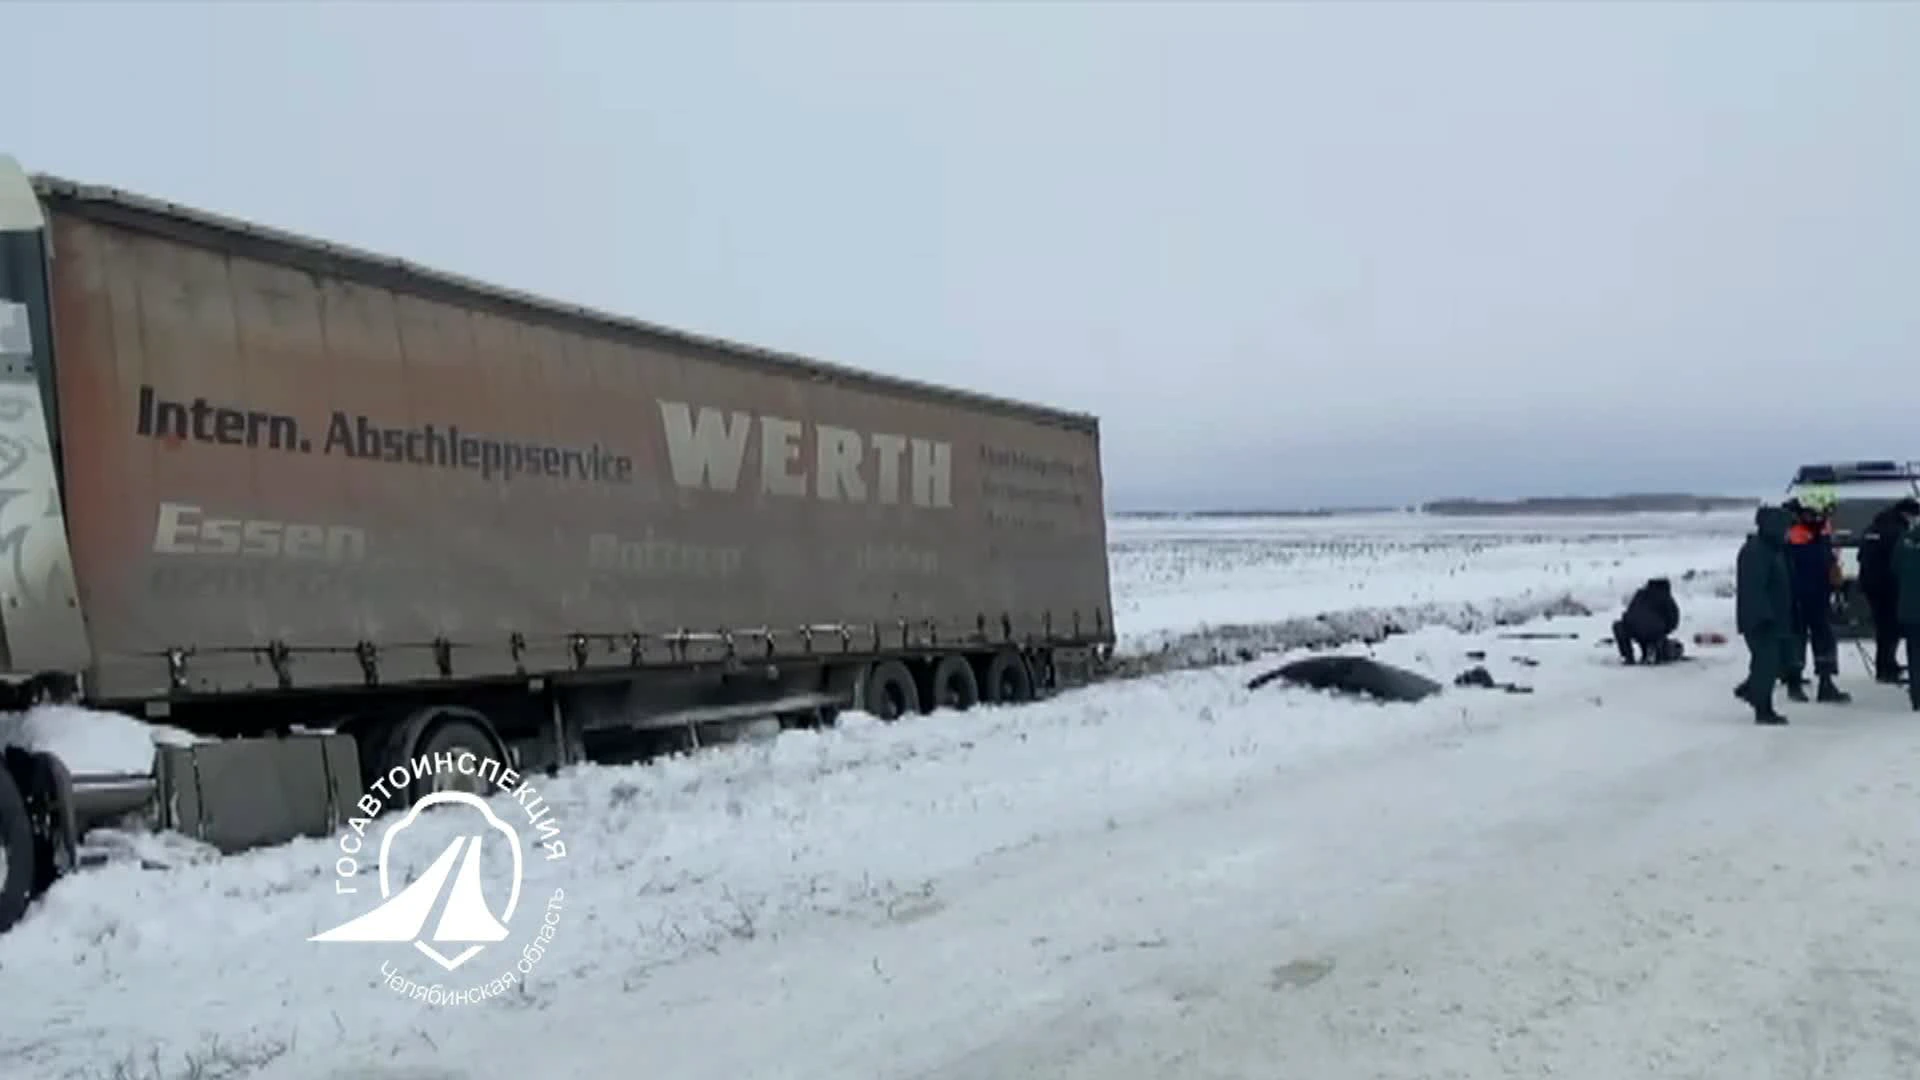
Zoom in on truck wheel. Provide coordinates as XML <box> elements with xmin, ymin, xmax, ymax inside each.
<box><xmin>929</xmin><ymin>655</ymin><xmax>981</xmax><ymax>712</ymax></box>
<box><xmin>865</xmin><ymin>661</ymin><xmax>920</xmax><ymax>721</ymax></box>
<box><xmin>0</xmin><ymin>765</ymin><xmax>33</xmax><ymax>935</ymax></box>
<box><xmin>13</xmin><ymin>750</ymin><xmax>76</xmax><ymax>897</ymax></box>
<box><xmin>983</xmin><ymin>649</ymin><xmax>1035</xmax><ymax>705</ymax></box>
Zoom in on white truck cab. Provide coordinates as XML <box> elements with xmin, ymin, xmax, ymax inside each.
<box><xmin>1784</xmin><ymin>461</ymin><xmax>1920</xmax><ymax>640</ymax></box>
<box><xmin>1785</xmin><ymin>461</ymin><xmax>1919</xmax><ymax>547</ymax></box>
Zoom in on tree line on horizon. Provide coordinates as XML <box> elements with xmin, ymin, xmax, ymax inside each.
<box><xmin>1119</xmin><ymin>493</ymin><xmax>1758</xmax><ymax>518</ymax></box>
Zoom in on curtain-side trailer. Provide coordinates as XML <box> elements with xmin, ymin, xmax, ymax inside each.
<box><xmin>0</xmin><ymin>156</ymin><xmax>1114</xmax><ymax>934</ymax></box>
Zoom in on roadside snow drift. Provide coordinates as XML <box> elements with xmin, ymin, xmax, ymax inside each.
<box><xmin>0</xmin><ymin>704</ymin><xmax>201</xmax><ymax>776</ymax></box>
<box><xmin>20</xmin><ymin>510</ymin><xmax>1905</xmax><ymax>1080</ymax></box>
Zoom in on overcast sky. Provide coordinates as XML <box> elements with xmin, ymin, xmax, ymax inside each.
<box><xmin>8</xmin><ymin>2</ymin><xmax>1916</xmax><ymax>510</ymax></box>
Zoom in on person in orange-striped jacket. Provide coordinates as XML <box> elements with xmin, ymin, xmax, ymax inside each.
<box><xmin>1780</xmin><ymin>494</ymin><xmax>1852</xmax><ymax>704</ymax></box>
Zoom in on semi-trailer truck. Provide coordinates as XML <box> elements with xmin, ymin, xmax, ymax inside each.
<box><xmin>0</xmin><ymin>156</ymin><xmax>1115</xmax><ymax>934</ymax></box>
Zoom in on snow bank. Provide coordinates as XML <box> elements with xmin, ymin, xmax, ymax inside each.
<box><xmin>0</xmin><ymin>513</ymin><xmax>1740</xmax><ymax>777</ymax></box>
<box><xmin>0</xmin><ymin>607</ymin><xmax>1671</xmax><ymax>1077</ymax></box>
<box><xmin>0</xmin><ymin>511</ymin><xmax>1767</xmax><ymax>1078</ymax></box>
<box><xmin>0</xmin><ymin>704</ymin><xmax>200</xmax><ymax>776</ymax></box>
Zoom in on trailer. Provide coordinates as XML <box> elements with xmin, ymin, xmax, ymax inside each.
<box><xmin>0</xmin><ymin>156</ymin><xmax>1114</xmax><ymax>934</ymax></box>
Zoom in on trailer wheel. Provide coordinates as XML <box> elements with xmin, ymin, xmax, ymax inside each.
<box><xmin>865</xmin><ymin>661</ymin><xmax>920</xmax><ymax>721</ymax></box>
<box><xmin>929</xmin><ymin>655</ymin><xmax>981</xmax><ymax>712</ymax></box>
<box><xmin>0</xmin><ymin>765</ymin><xmax>33</xmax><ymax>935</ymax></box>
<box><xmin>377</xmin><ymin>707</ymin><xmax>511</xmax><ymax>807</ymax></box>
<box><xmin>414</xmin><ymin>717</ymin><xmax>505</xmax><ymax>798</ymax></box>
<box><xmin>983</xmin><ymin>649</ymin><xmax>1035</xmax><ymax>705</ymax></box>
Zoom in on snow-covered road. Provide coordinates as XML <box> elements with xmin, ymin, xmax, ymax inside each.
<box><xmin>411</xmin><ymin>606</ymin><xmax>1920</xmax><ymax>1080</ymax></box>
<box><xmin>12</xmin><ymin>510</ymin><xmax>1920</xmax><ymax>1079</ymax></box>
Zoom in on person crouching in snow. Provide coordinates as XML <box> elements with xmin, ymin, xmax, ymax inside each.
<box><xmin>1736</xmin><ymin>505</ymin><xmax>1794</xmax><ymax>725</ymax></box>
<box><xmin>1613</xmin><ymin>577</ymin><xmax>1681</xmax><ymax>664</ymax></box>
<box><xmin>1781</xmin><ymin>494</ymin><xmax>1851</xmax><ymax>704</ymax></box>
<box><xmin>1896</xmin><ymin>523</ymin><xmax>1920</xmax><ymax>712</ymax></box>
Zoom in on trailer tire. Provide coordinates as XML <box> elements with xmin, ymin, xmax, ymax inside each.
<box><xmin>865</xmin><ymin>661</ymin><xmax>920</xmax><ymax>721</ymax></box>
<box><xmin>0</xmin><ymin>765</ymin><xmax>33</xmax><ymax>935</ymax></box>
<box><xmin>983</xmin><ymin>649</ymin><xmax>1035</xmax><ymax>705</ymax></box>
<box><xmin>377</xmin><ymin>707</ymin><xmax>510</xmax><ymax>806</ymax></box>
<box><xmin>929</xmin><ymin>655</ymin><xmax>981</xmax><ymax>712</ymax></box>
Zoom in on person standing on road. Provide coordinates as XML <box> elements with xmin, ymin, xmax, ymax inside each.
<box><xmin>1735</xmin><ymin>505</ymin><xmax>1794</xmax><ymax>725</ymax></box>
<box><xmin>1781</xmin><ymin>494</ymin><xmax>1852</xmax><ymax>704</ymax></box>
<box><xmin>1896</xmin><ymin>523</ymin><xmax>1920</xmax><ymax>712</ymax></box>
<box><xmin>1858</xmin><ymin>497</ymin><xmax>1919</xmax><ymax>683</ymax></box>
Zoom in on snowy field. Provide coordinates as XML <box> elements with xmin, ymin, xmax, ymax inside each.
<box><xmin>1107</xmin><ymin>511</ymin><xmax>1746</xmax><ymax>664</ymax></box>
<box><xmin>9</xmin><ymin>509</ymin><xmax>1920</xmax><ymax>1080</ymax></box>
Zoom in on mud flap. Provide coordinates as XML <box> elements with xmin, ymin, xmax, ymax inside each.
<box><xmin>1051</xmin><ymin>646</ymin><xmax>1098</xmax><ymax>690</ymax></box>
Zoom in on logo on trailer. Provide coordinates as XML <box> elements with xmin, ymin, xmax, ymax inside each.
<box><xmin>311</xmin><ymin>753</ymin><xmax>568</xmax><ymax>1007</ymax></box>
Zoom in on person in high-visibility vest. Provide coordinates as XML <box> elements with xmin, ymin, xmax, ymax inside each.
<box><xmin>1781</xmin><ymin>489</ymin><xmax>1852</xmax><ymax>704</ymax></box>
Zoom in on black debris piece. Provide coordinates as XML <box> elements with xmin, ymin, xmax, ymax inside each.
<box><xmin>1246</xmin><ymin>655</ymin><xmax>1444</xmax><ymax>703</ymax></box>
<box><xmin>1453</xmin><ymin>664</ymin><xmax>1534</xmax><ymax>694</ymax></box>
<box><xmin>1454</xmin><ymin>666</ymin><xmax>1496</xmax><ymax>689</ymax></box>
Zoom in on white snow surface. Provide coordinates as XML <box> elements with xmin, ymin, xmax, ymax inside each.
<box><xmin>14</xmin><ymin>510</ymin><xmax>1920</xmax><ymax>1080</ymax></box>
<box><xmin>1107</xmin><ymin>510</ymin><xmax>1746</xmax><ymax>667</ymax></box>
<box><xmin>0</xmin><ymin>704</ymin><xmax>200</xmax><ymax>777</ymax></box>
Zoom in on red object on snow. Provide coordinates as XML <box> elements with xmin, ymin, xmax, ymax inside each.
<box><xmin>1693</xmin><ymin>631</ymin><xmax>1728</xmax><ymax>646</ymax></box>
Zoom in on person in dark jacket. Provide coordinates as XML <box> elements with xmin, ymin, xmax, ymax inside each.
<box><xmin>1734</xmin><ymin>505</ymin><xmax>1794</xmax><ymax>725</ymax></box>
<box><xmin>1897</xmin><ymin>526</ymin><xmax>1920</xmax><ymax>712</ymax></box>
<box><xmin>1780</xmin><ymin>496</ymin><xmax>1851</xmax><ymax>704</ymax></box>
<box><xmin>1858</xmin><ymin>497</ymin><xmax>1919</xmax><ymax>683</ymax></box>
<box><xmin>1613</xmin><ymin>577</ymin><xmax>1681</xmax><ymax>664</ymax></box>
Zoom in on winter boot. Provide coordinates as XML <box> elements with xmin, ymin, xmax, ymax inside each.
<box><xmin>1817</xmin><ymin>675</ymin><xmax>1852</xmax><ymax>704</ymax></box>
<box><xmin>1755</xmin><ymin>708</ymin><xmax>1789</xmax><ymax>726</ymax></box>
<box><xmin>1784</xmin><ymin>677</ymin><xmax>1810</xmax><ymax>703</ymax></box>
<box><xmin>1876</xmin><ymin>663</ymin><xmax>1905</xmax><ymax>685</ymax></box>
